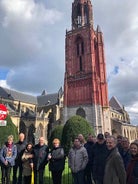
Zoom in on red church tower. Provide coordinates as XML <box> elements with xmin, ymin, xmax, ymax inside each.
<box><xmin>64</xmin><ymin>0</ymin><xmax>111</xmax><ymax>134</ymax></box>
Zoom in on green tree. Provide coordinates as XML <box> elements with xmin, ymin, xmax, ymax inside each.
<box><xmin>62</xmin><ymin>115</ymin><xmax>95</xmax><ymax>154</ymax></box>
<box><xmin>0</xmin><ymin>115</ymin><xmax>18</xmax><ymax>147</ymax></box>
<box><xmin>48</xmin><ymin>125</ymin><xmax>64</xmax><ymax>149</ymax></box>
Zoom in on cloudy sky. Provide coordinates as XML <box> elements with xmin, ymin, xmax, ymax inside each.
<box><xmin>0</xmin><ymin>0</ymin><xmax>138</xmax><ymax>125</ymax></box>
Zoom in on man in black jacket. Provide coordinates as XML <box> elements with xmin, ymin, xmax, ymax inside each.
<box><xmin>92</xmin><ymin>133</ymin><xmax>108</xmax><ymax>184</ymax></box>
<box><xmin>34</xmin><ymin>137</ymin><xmax>49</xmax><ymax>184</ymax></box>
<box><xmin>84</xmin><ymin>134</ymin><xmax>95</xmax><ymax>184</ymax></box>
<box><xmin>12</xmin><ymin>133</ymin><xmax>26</xmax><ymax>184</ymax></box>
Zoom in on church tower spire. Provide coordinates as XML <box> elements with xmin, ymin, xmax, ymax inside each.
<box><xmin>72</xmin><ymin>0</ymin><xmax>93</xmax><ymax>29</ymax></box>
<box><xmin>64</xmin><ymin>0</ymin><xmax>111</xmax><ymax>134</ymax></box>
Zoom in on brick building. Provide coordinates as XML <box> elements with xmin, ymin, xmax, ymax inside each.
<box><xmin>64</xmin><ymin>0</ymin><xmax>110</xmax><ymax>134</ymax></box>
<box><xmin>63</xmin><ymin>0</ymin><xmax>138</xmax><ymax>139</ymax></box>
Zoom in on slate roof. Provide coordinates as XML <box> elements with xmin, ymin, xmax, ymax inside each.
<box><xmin>0</xmin><ymin>87</ymin><xmax>37</xmax><ymax>104</ymax></box>
<box><xmin>37</xmin><ymin>93</ymin><xmax>59</xmax><ymax>107</ymax></box>
<box><xmin>0</xmin><ymin>86</ymin><xmax>62</xmax><ymax>107</ymax></box>
<box><xmin>37</xmin><ymin>87</ymin><xmax>63</xmax><ymax>107</ymax></box>
<box><xmin>109</xmin><ymin>96</ymin><xmax>123</xmax><ymax>110</ymax></box>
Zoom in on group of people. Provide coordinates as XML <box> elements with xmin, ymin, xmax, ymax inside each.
<box><xmin>0</xmin><ymin>133</ymin><xmax>65</xmax><ymax>184</ymax></box>
<box><xmin>69</xmin><ymin>133</ymin><xmax>138</xmax><ymax>184</ymax></box>
<box><xmin>0</xmin><ymin>132</ymin><xmax>138</xmax><ymax>184</ymax></box>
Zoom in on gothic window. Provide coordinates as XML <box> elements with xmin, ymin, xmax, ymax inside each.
<box><xmin>76</xmin><ymin>107</ymin><xmax>86</xmax><ymax>118</ymax></box>
<box><xmin>76</xmin><ymin>36</ymin><xmax>84</xmax><ymax>53</ymax></box>
<box><xmin>28</xmin><ymin>124</ymin><xmax>35</xmax><ymax>144</ymax></box>
<box><xmin>19</xmin><ymin>120</ymin><xmax>26</xmax><ymax>135</ymax></box>
<box><xmin>77</xmin><ymin>43</ymin><xmax>79</xmax><ymax>56</ymax></box>
<box><xmin>76</xmin><ymin>36</ymin><xmax>84</xmax><ymax>71</ymax></box>
<box><xmin>81</xmin><ymin>42</ymin><xmax>84</xmax><ymax>54</ymax></box>
<box><xmin>78</xmin><ymin>16</ymin><xmax>82</xmax><ymax>26</ymax></box>
<box><xmin>77</xmin><ymin>3</ymin><xmax>82</xmax><ymax>27</ymax></box>
<box><xmin>84</xmin><ymin>4</ymin><xmax>88</xmax><ymax>25</ymax></box>
<box><xmin>79</xmin><ymin>56</ymin><xmax>82</xmax><ymax>71</ymax></box>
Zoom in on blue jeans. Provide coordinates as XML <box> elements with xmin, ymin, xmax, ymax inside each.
<box><xmin>72</xmin><ymin>170</ymin><xmax>85</xmax><ymax>184</ymax></box>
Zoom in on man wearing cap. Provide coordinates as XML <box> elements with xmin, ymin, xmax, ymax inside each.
<box><xmin>91</xmin><ymin>133</ymin><xmax>108</xmax><ymax>184</ymax></box>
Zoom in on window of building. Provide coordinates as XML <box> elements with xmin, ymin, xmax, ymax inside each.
<box><xmin>77</xmin><ymin>3</ymin><xmax>82</xmax><ymax>27</ymax></box>
<box><xmin>76</xmin><ymin>36</ymin><xmax>84</xmax><ymax>71</ymax></box>
<box><xmin>79</xmin><ymin>56</ymin><xmax>82</xmax><ymax>71</ymax></box>
<box><xmin>81</xmin><ymin>42</ymin><xmax>84</xmax><ymax>54</ymax></box>
<box><xmin>76</xmin><ymin>107</ymin><xmax>86</xmax><ymax>118</ymax></box>
<box><xmin>77</xmin><ymin>43</ymin><xmax>79</xmax><ymax>56</ymax></box>
<box><xmin>84</xmin><ymin>4</ymin><xmax>88</xmax><ymax>25</ymax></box>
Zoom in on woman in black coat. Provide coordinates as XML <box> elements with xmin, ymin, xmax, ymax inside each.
<box><xmin>126</xmin><ymin>142</ymin><xmax>138</xmax><ymax>184</ymax></box>
<box><xmin>48</xmin><ymin>138</ymin><xmax>65</xmax><ymax>184</ymax></box>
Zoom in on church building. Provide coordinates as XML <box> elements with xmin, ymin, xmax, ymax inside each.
<box><xmin>64</xmin><ymin>0</ymin><xmax>111</xmax><ymax>134</ymax></box>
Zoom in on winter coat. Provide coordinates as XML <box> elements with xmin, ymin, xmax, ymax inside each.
<box><xmin>120</xmin><ymin>149</ymin><xmax>131</xmax><ymax>170</ymax></box>
<box><xmin>15</xmin><ymin>140</ymin><xmax>26</xmax><ymax>164</ymax></box>
<box><xmin>103</xmin><ymin>147</ymin><xmax>126</xmax><ymax>184</ymax></box>
<box><xmin>0</xmin><ymin>142</ymin><xmax>17</xmax><ymax>167</ymax></box>
<box><xmin>68</xmin><ymin>145</ymin><xmax>88</xmax><ymax>173</ymax></box>
<box><xmin>126</xmin><ymin>154</ymin><xmax>138</xmax><ymax>184</ymax></box>
<box><xmin>84</xmin><ymin>141</ymin><xmax>94</xmax><ymax>168</ymax></box>
<box><xmin>49</xmin><ymin>147</ymin><xmax>65</xmax><ymax>171</ymax></box>
<box><xmin>33</xmin><ymin>144</ymin><xmax>49</xmax><ymax>170</ymax></box>
<box><xmin>22</xmin><ymin>148</ymin><xmax>34</xmax><ymax>176</ymax></box>
<box><xmin>91</xmin><ymin>141</ymin><xmax>108</xmax><ymax>182</ymax></box>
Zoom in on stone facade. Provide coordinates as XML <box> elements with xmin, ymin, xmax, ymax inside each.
<box><xmin>110</xmin><ymin>96</ymin><xmax>138</xmax><ymax>141</ymax></box>
<box><xmin>0</xmin><ymin>87</ymin><xmax>63</xmax><ymax>144</ymax></box>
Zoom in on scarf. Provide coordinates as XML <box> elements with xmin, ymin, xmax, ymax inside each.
<box><xmin>7</xmin><ymin>143</ymin><xmax>12</xmax><ymax>149</ymax></box>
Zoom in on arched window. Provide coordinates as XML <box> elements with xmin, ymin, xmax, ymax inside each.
<box><xmin>77</xmin><ymin>3</ymin><xmax>82</xmax><ymax>26</ymax></box>
<box><xmin>76</xmin><ymin>36</ymin><xmax>84</xmax><ymax>71</ymax></box>
<box><xmin>81</xmin><ymin>42</ymin><xmax>84</xmax><ymax>54</ymax></box>
<box><xmin>19</xmin><ymin>120</ymin><xmax>26</xmax><ymax>135</ymax></box>
<box><xmin>76</xmin><ymin>107</ymin><xmax>86</xmax><ymax>118</ymax></box>
<box><xmin>28</xmin><ymin>124</ymin><xmax>35</xmax><ymax>144</ymax></box>
<box><xmin>84</xmin><ymin>3</ymin><xmax>88</xmax><ymax>25</ymax></box>
<box><xmin>79</xmin><ymin>56</ymin><xmax>82</xmax><ymax>71</ymax></box>
<box><xmin>77</xmin><ymin>43</ymin><xmax>79</xmax><ymax>56</ymax></box>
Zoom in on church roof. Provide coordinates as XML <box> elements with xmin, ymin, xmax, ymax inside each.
<box><xmin>0</xmin><ymin>86</ymin><xmax>62</xmax><ymax>107</ymax></box>
<box><xmin>37</xmin><ymin>87</ymin><xmax>63</xmax><ymax>107</ymax></box>
<box><xmin>37</xmin><ymin>93</ymin><xmax>59</xmax><ymax>107</ymax></box>
<box><xmin>0</xmin><ymin>87</ymin><xmax>37</xmax><ymax>104</ymax></box>
<box><xmin>109</xmin><ymin>96</ymin><xmax>123</xmax><ymax>110</ymax></box>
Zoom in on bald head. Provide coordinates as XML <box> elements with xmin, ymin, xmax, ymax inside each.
<box><xmin>39</xmin><ymin>137</ymin><xmax>45</xmax><ymax>146</ymax></box>
<box><xmin>19</xmin><ymin>133</ymin><xmax>25</xmax><ymax>142</ymax></box>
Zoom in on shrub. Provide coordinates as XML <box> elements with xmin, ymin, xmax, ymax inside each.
<box><xmin>62</xmin><ymin>115</ymin><xmax>94</xmax><ymax>154</ymax></box>
<box><xmin>48</xmin><ymin>125</ymin><xmax>64</xmax><ymax>149</ymax></box>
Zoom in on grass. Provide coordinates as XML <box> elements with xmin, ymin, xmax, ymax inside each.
<box><xmin>44</xmin><ymin>159</ymin><xmax>73</xmax><ymax>184</ymax></box>
<box><xmin>0</xmin><ymin>159</ymin><xmax>73</xmax><ymax>184</ymax></box>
